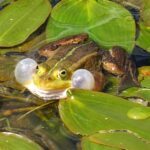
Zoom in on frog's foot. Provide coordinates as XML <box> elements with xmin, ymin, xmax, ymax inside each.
<box><xmin>118</xmin><ymin>74</ymin><xmax>140</xmax><ymax>93</ymax></box>
<box><xmin>118</xmin><ymin>60</ymin><xmax>140</xmax><ymax>92</ymax></box>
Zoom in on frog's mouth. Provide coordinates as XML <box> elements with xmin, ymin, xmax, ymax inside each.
<box><xmin>25</xmin><ymin>82</ymin><xmax>67</xmax><ymax>100</ymax></box>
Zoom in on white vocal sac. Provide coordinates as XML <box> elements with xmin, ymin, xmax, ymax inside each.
<box><xmin>14</xmin><ymin>58</ymin><xmax>38</xmax><ymax>85</ymax></box>
<box><xmin>71</xmin><ymin>69</ymin><xmax>95</xmax><ymax>90</ymax></box>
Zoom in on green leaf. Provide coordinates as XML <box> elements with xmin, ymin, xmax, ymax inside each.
<box><xmin>81</xmin><ymin>131</ymin><xmax>150</xmax><ymax>150</ymax></box>
<box><xmin>0</xmin><ymin>0</ymin><xmax>51</xmax><ymax>47</ymax></box>
<box><xmin>59</xmin><ymin>89</ymin><xmax>150</xmax><ymax>141</ymax></box>
<box><xmin>82</xmin><ymin>137</ymin><xmax>115</xmax><ymax>150</ymax></box>
<box><xmin>140</xmin><ymin>0</ymin><xmax>150</xmax><ymax>27</ymax></box>
<box><xmin>0</xmin><ymin>132</ymin><xmax>42</xmax><ymax>150</ymax></box>
<box><xmin>135</xmin><ymin>0</ymin><xmax>150</xmax><ymax>51</ymax></box>
<box><xmin>46</xmin><ymin>0</ymin><xmax>135</xmax><ymax>52</ymax></box>
<box><xmin>120</xmin><ymin>87</ymin><xmax>150</xmax><ymax>101</ymax></box>
<box><xmin>136</xmin><ymin>24</ymin><xmax>150</xmax><ymax>52</ymax></box>
<box><xmin>141</xmin><ymin>76</ymin><xmax>150</xmax><ymax>88</ymax></box>
<box><xmin>0</xmin><ymin>32</ymin><xmax>46</xmax><ymax>54</ymax></box>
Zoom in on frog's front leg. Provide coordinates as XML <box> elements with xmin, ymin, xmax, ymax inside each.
<box><xmin>101</xmin><ymin>46</ymin><xmax>140</xmax><ymax>92</ymax></box>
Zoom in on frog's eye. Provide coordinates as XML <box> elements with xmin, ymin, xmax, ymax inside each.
<box><xmin>14</xmin><ymin>58</ymin><xmax>38</xmax><ymax>85</ymax></box>
<box><xmin>58</xmin><ymin>69</ymin><xmax>68</xmax><ymax>79</ymax></box>
<box><xmin>71</xmin><ymin>69</ymin><xmax>95</xmax><ymax>90</ymax></box>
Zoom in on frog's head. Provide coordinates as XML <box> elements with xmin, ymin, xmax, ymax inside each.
<box><xmin>15</xmin><ymin>58</ymin><xmax>95</xmax><ymax>100</ymax></box>
<box><xmin>33</xmin><ymin>63</ymin><xmax>71</xmax><ymax>91</ymax></box>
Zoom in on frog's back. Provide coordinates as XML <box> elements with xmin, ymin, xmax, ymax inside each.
<box><xmin>45</xmin><ymin>41</ymin><xmax>100</xmax><ymax>72</ymax></box>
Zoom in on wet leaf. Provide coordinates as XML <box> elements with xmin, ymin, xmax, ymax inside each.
<box><xmin>0</xmin><ymin>132</ymin><xmax>42</xmax><ymax>150</ymax></box>
<box><xmin>46</xmin><ymin>0</ymin><xmax>135</xmax><ymax>52</ymax></box>
<box><xmin>120</xmin><ymin>87</ymin><xmax>150</xmax><ymax>102</ymax></box>
<box><xmin>82</xmin><ymin>138</ymin><xmax>115</xmax><ymax>150</ymax></box>
<box><xmin>136</xmin><ymin>24</ymin><xmax>150</xmax><ymax>52</ymax></box>
<box><xmin>141</xmin><ymin>76</ymin><xmax>150</xmax><ymax>88</ymax></box>
<box><xmin>132</xmin><ymin>0</ymin><xmax>150</xmax><ymax>51</ymax></box>
<box><xmin>140</xmin><ymin>0</ymin><xmax>150</xmax><ymax>26</ymax></box>
<box><xmin>0</xmin><ymin>0</ymin><xmax>51</xmax><ymax>47</ymax></box>
<box><xmin>81</xmin><ymin>131</ymin><xmax>150</xmax><ymax>150</ymax></box>
<box><xmin>59</xmin><ymin>89</ymin><xmax>150</xmax><ymax>141</ymax></box>
<box><xmin>0</xmin><ymin>32</ymin><xmax>46</xmax><ymax>54</ymax></box>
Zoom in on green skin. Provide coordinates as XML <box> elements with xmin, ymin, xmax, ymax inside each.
<box><xmin>32</xmin><ymin>41</ymin><xmax>101</xmax><ymax>91</ymax></box>
<box><xmin>27</xmin><ymin>34</ymin><xmax>139</xmax><ymax>100</ymax></box>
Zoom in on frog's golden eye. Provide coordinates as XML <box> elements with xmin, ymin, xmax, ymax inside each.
<box><xmin>58</xmin><ymin>69</ymin><xmax>68</xmax><ymax>79</ymax></box>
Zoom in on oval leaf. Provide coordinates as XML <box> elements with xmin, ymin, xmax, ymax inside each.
<box><xmin>141</xmin><ymin>77</ymin><xmax>150</xmax><ymax>88</ymax></box>
<box><xmin>0</xmin><ymin>0</ymin><xmax>51</xmax><ymax>47</ymax></box>
<box><xmin>81</xmin><ymin>131</ymin><xmax>150</xmax><ymax>150</ymax></box>
<box><xmin>120</xmin><ymin>87</ymin><xmax>150</xmax><ymax>102</ymax></box>
<box><xmin>59</xmin><ymin>89</ymin><xmax>150</xmax><ymax>141</ymax></box>
<box><xmin>140</xmin><ymin>0</ymin><xmax>150</xmax><ymax>26</ymax></box>
<box><xmin>136</xmin><ymin>23</ymin><xmax>150</xmax><ymax>52</ymax></box>
<box><xmin>46</xmin><ymin>0</ymin><xmax>135</xmax><ymax>52</ymax></box>
<box><xmin>0</xmin><ymin>132</ymin><xmax>42</xmax><ymax>150</ymax></box>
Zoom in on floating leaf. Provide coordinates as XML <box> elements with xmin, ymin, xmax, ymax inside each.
<box><xmin>127</xmin><ymin>107</ymin><xmax>150</xmax><ymax>120</ymax></box>
<box><xmin>0</xmin><ymin>0</ymin><xmax>51</xmax><ymax>47</ymax></box>
<box><xmin>81</xmin><ymin>131</ymin><xmax>150</xmax><ymax>150</ymax></box>
<box><xmin>141</xmin><ymin>76</ymin><xmax>150</xmax><ymax>88</ymax></box>
<box><xmin>120</xmin><ymin>87</ymin><xmax>150</xmax><ymax>102</ymax></box>
<box><xmin>135</xmin><ymin>0</ymin><xmax>150</xmax><ymax>51</ymax></box>
<box><xmin>0</xmin><ymin>32</ymin><xmax>46</xmax><ymax>55</ymax></box>
<box><xmin>136</xmin><ymin>23</ymin><xmax>150</xmax><ymax>52</ymax></box>
<box><xmin>82</xmin><ymin>137</ymin><xmax>114</xmax><ymax>150</ymax></box>
<box><xmin>140</xmin><ymin>0</ymin><xmax>150</xmax><ymax>26</ymax></box>
<box><xmin>46</xmin><ymin>0</ymin><xmax>135</xmax><ymax>52</ymax></box>
<box><xmin>59</xmin><ymin>89</ymin><xmax>150</xmax><ymax>141</ymax></box>
<box><xmin>0</xmin><ymin>132</ymin><xmax>42</xmax><ymax>150</ymax></box>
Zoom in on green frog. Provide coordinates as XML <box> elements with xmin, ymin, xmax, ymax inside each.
<box><xmin>15</xmin><ymin>34</ymin><xmax>139</xmax><ymax>100</ymax></box>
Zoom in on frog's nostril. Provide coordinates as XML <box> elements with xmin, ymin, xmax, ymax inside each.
<box><xmin>47</xmin><ymin>76</ymin><xmax>52</xmax><ymax>81</ymax></box>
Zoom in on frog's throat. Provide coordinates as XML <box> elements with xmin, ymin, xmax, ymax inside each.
<box><xmin>25</xmin><ymin>82</ymin><xmax>67</xmax><ymax>100</ymax></box>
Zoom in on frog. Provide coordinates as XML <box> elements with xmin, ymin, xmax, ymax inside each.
<box><xmin>15</xmin><ymin>34</ymin><xmax>140</xmax><ymax>100</ymax></box>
